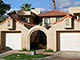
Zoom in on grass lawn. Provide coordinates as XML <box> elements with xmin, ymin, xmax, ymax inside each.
<box><xmin>2</xmin><ymin>53</ymin><xmax>51</xmax><ymax>60</ymax></box>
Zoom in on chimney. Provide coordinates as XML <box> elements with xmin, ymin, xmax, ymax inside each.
<box><xmin>52</xmin><ymin>0</ymin><xmax>56</xmax><ymax>9</ymax></box>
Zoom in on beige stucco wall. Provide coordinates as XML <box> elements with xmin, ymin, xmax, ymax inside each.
<box><xmin>69</xmin><ymin>7</ymin><xmax>80</xmax><ymax>15</ymax></box>
<box><xmin>47</xmin><ymin>17</ymin><xmax>80</xmax><ymax>51</ymax></box>
<box><xmin>27</xmin><ymin>26</ymin><xmax>48</xmax><ymax>50</ymax></box>
<box><xmin>31</xmin><ymin>9</ymin><xmax>41</xmax><ymax>15</ymax></box>
<box><xmin>28</xmin><ymin>17</ymin><xmax>80</xmax><ymax>51</ymax></box>
<box><xmin>0</xmin><ymin>17</ymin><xmax>49</xmax><ymax>50</ymax></box>
<box><xmin>1</xmin><ymin>15</ymin><xmax>80</xmax><ymax>52</ymax></box>
<box><xmin>50</xmin><ymin>17</ymin><xmax>56</xmax><ymax>24</ymax></box>
<box><xmin>0</xmin><ymin>18</ymin><xmax>48</xmax><ymax>50</ymax></box>
<box><xmin>0</xmin><ymin>19</ymin><xmax>29</xmax><ymax>50</ymax></box>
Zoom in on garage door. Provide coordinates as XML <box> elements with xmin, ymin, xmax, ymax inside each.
<box><xmin>6</xmin><ymin>33</ymin><xmax>21</xmax><ymax>50</ymax></box>
<box><xmin>60</xmin><ymin>33</ymin><xmax>80</xmax><ymax>51</ymax></box>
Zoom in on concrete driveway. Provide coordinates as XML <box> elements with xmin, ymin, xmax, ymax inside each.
<box><xmin>53</xmin><ymin>51</ymin><xmax>80</xmax><ymax>59</ymax></box>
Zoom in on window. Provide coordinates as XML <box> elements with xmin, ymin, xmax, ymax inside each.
<box><xmin>44</xmin><ymin>18</ymin><xmax>50</xmax><ymax>24</ymax></box>
<box><xmin>66</xmin><ymin>19</ymin><xmax>70</xmax><ymax>26</ymax></box>
<box><xmin>8</xmin><ymin>21</ymin><xmax>10</xmax><ymax>27</ymax></box>
<box><xmin>56</xmin><ymin>17</ymin><xmax>62</xmax><ymax>21</ymax></box>
<box><xmin>77</xmin><ymin>16</ymin><xmax>80</xmax><ymax>20</ymax></box>
<box><xmin>20</xmin><ymin>18</ymin><xmax>28</xmax><ymax>22</ymax></box>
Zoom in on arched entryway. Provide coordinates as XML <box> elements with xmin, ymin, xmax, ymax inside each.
<box><xmin>30</xmin><ymin>30</ymin><xmax>47</xmax><ymax>50</ymax></box>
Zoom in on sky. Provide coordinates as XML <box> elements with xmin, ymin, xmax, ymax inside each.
<box><xmin>3</xmin><ymin>0</ymin><xmax>80</xmax><ymax>12</ymax></box>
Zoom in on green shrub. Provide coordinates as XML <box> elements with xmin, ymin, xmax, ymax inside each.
<box><xmin>44</xmin><ymin>49</ymin><xmax>53</xmax><ymax>52</ymax></box>
<box><xmin>21</xmin><ymin>48</ymin><xmax>27</xmax><ymax>51</ymax></box>
<box><xmin>44</xmin><ymin>45</ymin><xmax>47</xmax><ymax>49</ymax></box>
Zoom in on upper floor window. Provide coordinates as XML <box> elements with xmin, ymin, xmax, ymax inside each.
<box><xmin>77</xmin><ymin>16</ymin><xmax>80</xmax><ymax>20</ymax></box>
<box><xmin>8</xmin><ymin>20</ymin><xmax>11</xmax><ymax>27</ymax></box>
<box><xmin>20</xmin><ymin>18</ymin><xmax>29</xmax><ymax>22</ymax></box>
<box><xmin>56</xmin><ymin>17</ymin><xmax>62</xmax><ymax>21</ymax></box>
<box><xmin>44</xmin><ymin>18</ymin><xmax>50</xmax><ymax>24</ymax></box>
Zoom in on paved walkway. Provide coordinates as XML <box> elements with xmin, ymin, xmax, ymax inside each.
<box><xmin>0</xmin><ymin>50</ymin><xmax>18</xmax><ymax>59</ymax></box>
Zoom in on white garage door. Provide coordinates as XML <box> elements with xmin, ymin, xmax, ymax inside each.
<box><xmin>6</xmin><ymin>33</ymin><xmax>21</xmax><ymax>50</ymax></box>
<box><xmin>60</xmin><ymin>33</ymin><xmax>80</xmax><ymax>51</ymax></box>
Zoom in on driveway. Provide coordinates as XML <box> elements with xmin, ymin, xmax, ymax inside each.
<box><xmin>52</xmin><ymin>51</ymin><xmax>80</xmax><ymax>59</ymax></box>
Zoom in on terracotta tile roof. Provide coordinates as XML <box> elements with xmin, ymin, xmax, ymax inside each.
<box><xmin>16</xmin><ymin>20</ymin><xmax>34</xmax><ymax>27</ymax></box>
<box><xmin>38</xmin><ymin>10</ymin><xmax>72</xmax><ymax>17</ymax></box>
<box><xmin>0</xmin><ymin>17</ymin><xmax>34</xmax><ymax>27</ymax></box>
<box><xmin>53</xmin><ymin>15</ymin><xmax>72</xmax><ymax>25</ymax></box>
<box><xmin>0</xmin><ymin>17</ymin><xmax>12</xmax><ymax>25</ymax></box>
<box><xmin>18</xmin><ymin>9</ymin><xmax>26</xmax><ymax>12</ymax></box>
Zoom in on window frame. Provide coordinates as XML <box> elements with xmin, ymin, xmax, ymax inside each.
<box><xmin>56</xmin><ymin>17</ymin><xmax>62</xmax><ymax>21</ymax></box>
<box><xmin>20</xmin><ymin>17</ymin><xmax>29</xmax><ymax>22</ymax></box>
<box><xmin>77</xmin><ymin>16</ymin><xmax>80</xmax><ymax>20</ymax></box>
<box><xmin>44</xmin><ymin>18</ymin><xmax>50</xmax><ymax>24</ymax></box>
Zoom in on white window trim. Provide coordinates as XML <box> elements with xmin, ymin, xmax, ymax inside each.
<box><xmin>42</xmin><ymin>18</ymin><xmax>50</xmax><ymax>26</ymax></box>
<box><xmin>44</xmin><ymin>18</ymin><xmax>50</xmax><ymax>24</ymax></box>
<box><xmin>42</xmin><ymin>18</ymin><xmax>45</xmax><ymax>26</ymax></box>
<box><xmin>56</xmin><ymin>17</ymin><xmax>62</xmax><ymax>21</ymax></box>
<box><xmin>27</xmin><ymin>18</ymin><xmax>30</xmax><ymax>23</ymax></box>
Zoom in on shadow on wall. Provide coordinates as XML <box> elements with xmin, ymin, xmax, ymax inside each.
<box><xmin>5</xmin><ymin>46</ymin><xmax>12</xmax><ymax>50</ymax></box>
<box><xmin>0</xmin><ymin>46</ymin><xmax>12</xmax><ymax>54</ymax></box>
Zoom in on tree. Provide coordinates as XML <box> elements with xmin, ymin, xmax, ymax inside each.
<box><xmin>0</xmin><ymin>0</ymin><xmax>11</xmax><ymax>18</ymax></box>
<box><xmin>20</xmin><ymin>3</ymin><xmax>32</xmax><ymax>11</ymax></box>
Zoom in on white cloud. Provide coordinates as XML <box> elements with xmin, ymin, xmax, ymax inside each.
<box><xmin>47</xmin><ymin>0</ymin><xmax>80</xmax><ymax>12</ymax></box>
<box><xmin>56</xmin><ymin>0</ymin><xmax>73</xmax><ymax>9</ymax></box>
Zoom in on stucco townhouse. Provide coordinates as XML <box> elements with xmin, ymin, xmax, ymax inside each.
<box><xmin>0</xmin><ymin>1</ymin><xmax>80</xmax><ymax>51</ymax></box>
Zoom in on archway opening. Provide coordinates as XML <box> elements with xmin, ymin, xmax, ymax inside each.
<box><xmin>30</xmin><ymin>30</ymin><xmax>47</xmax><ymax>50</ymax></box>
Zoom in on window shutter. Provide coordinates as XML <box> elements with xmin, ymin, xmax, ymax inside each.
<box><xmin>7</xmin><ymin>20</ymin><xmax>14</xmax><ymax>29</ymax></box>
<box><xmin>65</xmin><ymin>17</ymin><xmax>72</xmax><ymax>28</ymax></box>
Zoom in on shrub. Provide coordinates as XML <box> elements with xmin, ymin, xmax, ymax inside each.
<box><xmin>44</xmin><ymin>49</ymin><xmax>53</xmax><ymax>52</ymax></box>
<box><xmin>21</xmin><ymin>48</ymin><xmax>27</xmax><ymax>51</ymax></box>
<box><xmin>44</xmin><ymin>45</ymin><xmax>47</xmax><ymax>49</ymax></box>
